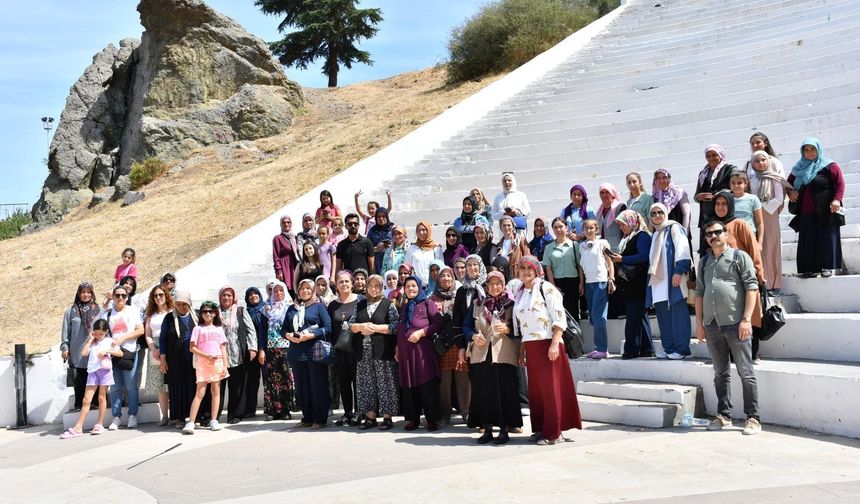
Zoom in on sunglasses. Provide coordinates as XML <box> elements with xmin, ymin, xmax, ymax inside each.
<box><xmin>200</xmin><ymin>309</ymin><xmax>216</xmax><ymax>314</ymax></box>
<box><xmin>446</xmin><ymin>234</ymin><xmax>457</xmax><ymax>238</ymax></box>
<box><xmin>163</xmin><ymin>278</ymin><xmax>175</xmax><ymax>283</ymax></box>
<box><xmin>154</xmin><ymin>293</ymin><xmax>165</xmax><ymax>298</ymax></box>
<box><xmin>113</xmin><ymin>293</ymin><xmax>128</xmax><ymax>299</ymax></box>
<box><xmin>705</xmin><ymin>229</ymin><xmax>725</xmax><ymax>238</ymax></box>
<box><xmin>650</xmin><ymin>211</ymin><xmax>665</xmax><ymax>216</ymax></box>
<box><xmin>346</xmin><ymin>222</ymin><xmax>359</xmax><ymax>227</ymax></box>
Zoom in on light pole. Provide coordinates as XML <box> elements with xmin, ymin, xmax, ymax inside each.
<box><xmin>41</xmin><ymin>116</ymin><xmax>54</xmax><ymax>153</ymax></box>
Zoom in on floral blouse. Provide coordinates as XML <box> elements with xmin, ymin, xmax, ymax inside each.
<box><xmin>512</xmin><ymin>280</ymin><xmax>566</xmax><ymax>342</ymax></box>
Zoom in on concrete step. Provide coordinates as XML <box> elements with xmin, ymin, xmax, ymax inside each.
<box><xmin>576</xmin><ymin>394</ymin><xmax>681</xmax><ymax>429</ymax></box>
<box><xmin>577</xmin><ymin>379</ymin><xmax>704</xmax><ymax>417</ymax></box>
<box><xmin>782</xmin><ymin>275</ymin><xmax>860</xmax><ymax>312</ymax></box>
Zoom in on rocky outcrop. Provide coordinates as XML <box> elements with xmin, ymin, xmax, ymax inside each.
<box><xmin>31</xmin><ymin>0</ymin><xmax>303</xmax><ymax>227</ymax></box>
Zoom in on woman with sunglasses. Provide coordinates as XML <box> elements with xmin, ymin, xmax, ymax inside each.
<box><xmin>103</xmin><ymin>285</ymin><xmax>144</xmax><ymax>430</ymax></box>
<box><xmin>143</xmin><ymin>286</ymin><xmax>174</xmax><ymax>425</ymax></box>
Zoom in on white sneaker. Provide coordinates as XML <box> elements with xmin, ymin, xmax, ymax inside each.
<box><xmin>742</xmin><ymin>417</ymin><xmax>762</xmax><ymax>436</ymax></box>
<box><xmin>707</xmin><ymin>415</ymin><xmax>732</xmax><ymax>431</ymax></box>
<box><xmin>655</xmin><ymin>351</ymin><xmax>668</xmax><ymax>359</ymax></box>
<box><xmin>210</xmin><ymin>420</ymin><xmax>223</xmax><ymax>431</ymax></box>
<box><xmin>182</xmin><ymin>420</ymin><xmax>195</xmax><ymax>434</ymax></box>
<box><xmin>127</xmin><ymin>415</ymin><xmax>138</xmax><ymax>429</ymax></box>
<box><xmin>108</xmin><ymin>417</ymin><xmax>121</xmax><ymax>431</ymax></box>
<box><xmin>667</xmin><ymin>352</ymin><xmax>687</xmax><ymax>360</ymax></box>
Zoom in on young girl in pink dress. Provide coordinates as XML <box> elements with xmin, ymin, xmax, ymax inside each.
<box><xmin>184</xmin><ymin>301</ymin><xmax>230</xmax><ymax>434</ymax></box>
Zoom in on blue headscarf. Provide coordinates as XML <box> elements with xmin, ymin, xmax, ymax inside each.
<box><xmin>401</xmin><ymin>276</ymin><xmax>428</xmax><ymax>329</ymax></box>
<box><xmin>425</xmin><ymin>258</ymin><xmax>446</xmax><ymax>295</ymax></box>
<box><xmin>244</xmin><ymin>287</ymin><xmax>267</xmax><ymax>332</ymax></box>
<box><xmin>791</xmin><ymin>137</ymin><xmax>834</xmax><ymax>190</ymax></box>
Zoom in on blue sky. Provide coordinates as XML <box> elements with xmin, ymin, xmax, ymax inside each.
<box><xmin>0</xmin><ymin>0</ymin><xmax>483</xmax><ymax>208</ymax></box>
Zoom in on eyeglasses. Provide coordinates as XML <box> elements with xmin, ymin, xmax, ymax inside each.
<box><xmin>704</xmin><ymin>229</ymin><xmax>725</xmax><ymax>238</ymax></box>
<box><xmin>650</xmin><ymin>211</ymin><xmax>665</xmax><ymax>216</ymax></box>
<box><xmin>200</xmin><ymin>309</ymin><xmax>216</xmax><ymax>314</ymax></box>
<box><xmin>154</xmin><ymin>293</ymin><xmax>165</xmax><ymax>298</ymax></box>
<box><xmin>113</xmin><ymin>293</ymin><xmax>128</xmax><ymax>299</ymax></box>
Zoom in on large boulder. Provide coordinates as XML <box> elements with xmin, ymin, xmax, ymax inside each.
<box><xmin>31</xmin><ymin>0</ymin><xmax>303</xmax><ymax>227</ymax></box>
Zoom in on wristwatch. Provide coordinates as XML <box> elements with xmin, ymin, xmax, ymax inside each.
<box><xmin>741</xmin><ymin>317</ymin><xmax>751</xmax><ymax>323</ymax></box>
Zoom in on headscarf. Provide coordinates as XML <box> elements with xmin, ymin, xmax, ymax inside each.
<box><xmin>470</xmin><ymin>187</ymin><xmax>490</xmax><ymax>207</ymax></box>
<box><xmin>365</xmin><ymin>274</ymin><xmax>385</xmax><ymax>303</ymax></box>
<box><xmin>218</xmin><ymin>286</ymin><xmax>238</xmax><ymax>336</ymax></box>
<box><xmin>647</xmin><ymin>203</ymin><xmax>692</xmax><ymax>284</ymax></box>
<box><xmin>277</xmin><ymin>214</ymin><xmax>300</xmax><ymax>261</ymax></box>
<box><xmin>502</xmin><ymin>173</ymin><xmax>517</xmax><ymax>193</ymax></box>
<box><xmin>563</xmin><ymin>184</ymin><xmax>590</xmax><ymax>220</ymax></box>
<box><xmin>460</xmin><ymin>195</ymin><xmax>478</xmax><ymax>225</ymax></box>
<box><xmin>699</xmin><ymin>144</ymin><xmax>728</xmax><ymax>186</ymax></box>
<box><xmin>266</xmin><ymin>280</ymin><xmax>290</xmax><ymax>325</ymax></box>
<box><xmin>383</xmin><ymin>270</ymin><xmax>399</xmax><ymax>298</ymax></box>
<box><xmin>712</xmin><ymin>191</ymin><xmax>736</xmax><ymax>223</ymax></box>
<box><xmin>433</xmin><ymin>265</ymin><xmax>458</xmax><ymax>300</ymax></box>
<box><xmin>652</xmin><ymin>168</ymin><xmax>683</xmax><ymax>212</ymax></box>
<box><xmin>292</xmin><ymin>278</ymin><xmax>318</xmax><ymax>331</ymax></box>
<box><xmin>426</xmin><ymin>258</ymin><xmax>445</xmax><ymax>294</ymax></box>
<box><xmin>244</xmin><ymin>287</ymin><xmax>266</xmax><ymax>331</ymax></box>
<box><xmin>528</xmin><ymin>216</ymin><xmax>553</xmax><ymax>258</ymax></box>
<box><xmin>414</xmin><ymin>220</ymin><xmax>437</xmax><ymax>251</ymax></box>
<box><xmin>615</xmin><ymin>209</ymin><xmax>649</xmax><ymax>252</ymax></box>
<box><xmin>73</xmin><ymin>282</ymin><xmax>100</xmax><ymax>333</ymax></box>
<box><xmin>297</xmin><ymin>212</ymin><xmax>317</xmax><ymax>241</ymax></box>
<box><xmin>749</xmin><ymin>150</ymin><xmax>786</xmax><ymax>203</ymax></box>
<box><xmin>352</xmin><ymin>268</ymin><xmax>369</xmax><ymax>294</ymax></box>
<box><xmin>482</xmin><ymin>271</ymin><xmax>512</xmax><ymax>324</ymax></box>
<box><xmin>791</xmin><ymin>137</ymin><xmax>834</xmax><ymax>190</ymax></box>
<box><xmin>370</xmin><ymin>207</ymin><xmax>394</xmax><ymax>235</ymax></box>
<box><xmin>597</xmin><ymin>182</ymin><xmax>625</xmax><ymax>228</ymax></box>
<box><xmin>463</xmin><ymin>254</ymin><xmax>488</xmax><ymax>304</ymax></box>
<box><xmin>315</xmin><ymin>275</ymin><xmax>335</xmax><ymax>304</ymax></box>
<box><xmin>517</xmin><ymin>255</ymin><xmax>544</xmax><ymax>278</ymax></box>
<box><xmin>444</xmin><ymin>226</ymin><xmax>463</xmax><ymax>250</ymax></box>
<box><xmin>401</xmin><ymin>276</ymin><xmax>428</xmax><ymax>329</ymax></box>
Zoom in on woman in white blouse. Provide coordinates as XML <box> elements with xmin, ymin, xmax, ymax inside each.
<box><xmin>491</xmin><ymin>173</ymin><xmax>531</xmax><ymax>234</ymax></box>
<box><xmin>746</xmin><ymin>139</ymin><xmax>787</xmax><ymax>294</ymax></box>
<box><xmin>513</xmin><ymin>256</ymin><xmax>582</xmax><ymax>445</ymax></box>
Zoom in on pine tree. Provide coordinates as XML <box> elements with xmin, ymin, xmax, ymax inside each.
<box><xmin>256</xmin><ymin>0</ymin><xmax>383</xmax><ymax>87</ymax></box>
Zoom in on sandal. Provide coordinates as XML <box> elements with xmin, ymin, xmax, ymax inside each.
<box><xmin>90</xmin><ymin>424</ymin><xmax>106</xmax><ymax>435</ymax></box>
<box><xmin>379</xmin><ymin>418</ymin><xmax>393</xmax><ymax>430</ymax></box>
<box><xmin>59</xmin><ymin>428</ymin><xmax>83</xmax><ymax>439</ymax></box>
<box><xmin>334</xmin><ymin>415</ymin><xmax>349</xmax><ymax>427</ymax></box>
<box><xmin>359</xmin><ymin>418</ymin><xmax>378</xmax><ymax>430</ymax></box>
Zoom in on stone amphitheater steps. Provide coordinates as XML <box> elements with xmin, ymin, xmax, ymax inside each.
<box><xmin>576</xmin><ymin>379</ymin><xmax>704</xmax><ymax>428</ymax></box>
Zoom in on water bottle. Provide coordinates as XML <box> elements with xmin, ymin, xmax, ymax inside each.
<box><xmin>680</xmin><ymin>412</ymin><xmax>693</xmax><ymax>428</ymax></box>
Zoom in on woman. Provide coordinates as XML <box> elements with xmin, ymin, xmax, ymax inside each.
<box><xmin>645</xmin><ymin>203</ymin><xmax>692</xmax><ymax>360</ymax></box>
<box><xmin>160</xmin><ymin>272</ymin><xmax>177</xmax><ymax>298</ymax></box>
<box><xmin>327</xmin><ymin>271</ymin><xmax>360</xmax><ymax>426</ymax></box>
<box><xmin>244</xmin><ymin>287</ymin><xmax>268</xmax><ymax>419</ymax></box>
<box><xmin>787</xmin><ymin>137</ymin><xmax>845</xmax><ymax>278</ymax></box>
<box><xmin>528</xmin><ymin>216</ymin><xmax>553</xmax><ymax>261</ymax></box>
<box><xmin>452</xmin><ymin>257</ymin><xmax>467</xmax><ymax>283</ymax></box>
<box><xmin>352</xmin><ymin>268</ymin><xmax>368</xmax><ymax>296</ymax></box>
<box><xmin>695</xmin><ymin>144</ymin><xmax>736</xmax><ymax>253</ymax></box>
<box><xmin>491</xmin><ymin>173</ymin><xmax>531</xmax><ymax>233</ymax></box>
<box><xmin>388</xmin><ymin>263</ymin><xmax>414</xmax><ymax>307</ymax></box>
<box><xmin>513</xmin><ymin>256</ymin><xmax>582</xmax><ymax>445</ymax></box>
<box><xmin>745</xmin><ymin>132</ymin><xmax>785</xmax><ymax>174</ymax></box>
<box><xmin>404</xmin><ymin>221</ymin><xmax>443</xmax><ymax>285</ymax></box>
<box><xmin>367</xmin><ymin>207</ymin><xmax>395</xmax><ymax>274</ymax></box>
<box><xmin>652</xmin><ymin>169</ymin><xmax>692</xmax><ymax>234</ymax></box>
<box><xmin>626</xmin><ymin>172</ymin><xmax>655</xmax><ymax>221</ymax></box>
<box><xmin>262</xmin><ymin>280</ymin><xmax>295</xmax><ymax>420</ymax></box>
<box><xmin>608</xmin><ymin>210</ymin><xmax>653</xmax><ymax>359</ymax></box>
<box><xmin>443</xmin><ymin>226</ymin><xmax>470</xmax><ymax>268</ymax></box>
<box><xmin>542</xmin><ymin>217</ymin><xmax>582</xmax><ymax>320</ymax></box>
<box><xmin>118</xmin><ymin>275</ymin><xmax>146</xmax><ymax>320</ymax></box>
<box><xmin>381</xmin><ymin>224</ymin><xmax>410</xmax><ymax>274</ymax></box>
<box><xmin>217</xmin><ymin>286</ymin><xmax>258</xmax><ymax>424</ymax></box>
<box><xmin>296</xmin><ymin>213</ymin><xmax>317</xmax><ymax>251</ymax></box>
<box><xmin>315</xmin><ymin>189</ymin><xmax>342</xmax><ymax>229</ymax></box>
<box><xmin>496</xmin><ymin>216</ymin><xmax>531</xmax><ymax>279</ymax></box>
<box><xmin>396</xmin><ymin>276</ymin><xmax>444</xmax><ymax>431</ymax></box>
<box><xmin>294</xmin><ymin>241</ymin><xmax>323</xmax><ymax>293</ymax></box>
<box><xmin>61</xmin><ymin>282</ymin><xmax>100</xmax><ymax>411</ymax></box>
<box><xmin>464</xmin><ymin>271</ymin><xmax>522</xmax><ymax>444</ymax></box>
<box><xmin>159</xmin><ymin>291</ymin><xmax>198</xmax><ymax>427</ymax></box>
<box><xmin>272</xmin><ymin>215</ymin><xmax>301</xmax><ymax>294</ymax></box>
<box><xmin>470</xmin><ymin>187</ymin><xmax>494</xmax><ymax>226</ymax></box>
<box><xmin>105</xmin><ymin>284</ymin><xmax>144</xmax><ymax>430</ymax></box>
<box><xmin>431</xmin><ymin>265</ymin><xmax>470</xmax><ymax>425</ymax></box>
<box><xmin>748</xmin><ymin>149</ymin><xmax>787</xmax><ymax>292</ymax></box>
<box><xmin>383</xmin><ymin>270</ymin><xmax>399</xmax><ymax>298</ymax></box>
<box><xmin>350</xmin><ymin>274</ymin><xmax>400</xmax><ymax>430</ymax></box>
<box><xmin>284</xmin><ymin>278</ymin><xmax>332</xmax><ymax>429</ymax></box>
<box><xmin>561</xmin><ymin>184</ymin><xmax>596</xmax><ymax>241</ymax></box>
<box><xmin>472</xmin><ymin>221</ymin><xmax>498</xmax><ymax>270</ymax></box>
<box><xmin>596</xmin><ymin>183</ymin><xmax>627</xmax><ymax>252</ymax></box>
<box><xmin>143</xmin><ymin>286</ymin><xmax>173</xmax><ymax>425</ymax></box>
<box><xmin>315</xmin><ymin>275</ymin><xmax>335</xmax><ymax>306</ymax></box>
<box><xmin>454</xmin><ymin>196</ymin><xmax>482</xmax><ymax>251</ymax></box>
<box><xmin>426</xmin><ymin>259</ymin><xmax>445</xmax><ymax>295</ymax></box>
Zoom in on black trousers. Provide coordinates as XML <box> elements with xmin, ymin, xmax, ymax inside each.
<box><xmin>554</xmin><ymin>277</ymin><xmax>581</xmax><ymax>320</ymax></box>
<box><xmin>244</xmin><ymin>359</ymin><xmax>262</xmax><ymax>417</ymax></box>
<box><xmin>623</xmin><ymin>298</ymin><xmax>653</xmax><ymax>357</ymax></box>
<box><xmin>333</xmin><ymin>358</ymin><xmax>357</xmax><ymax>415</ymax></box>
<box><xmin>401</xmin><ymin>378</ymin><xmax>441</xmax><ymax>424</ymax></box>
<box><xmin>292</xmin><ymin>359</ymin><xmax>331</xmax><ymax>424</ymax></box>
<box><xmin>71</xmin><ymin>366</ymin><xmax>97</xmax><ymax>409</ymax></box>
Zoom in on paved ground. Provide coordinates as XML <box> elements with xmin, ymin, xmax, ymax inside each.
<box><xmin>1</xmin><ymin>414</ymin><xmax>859</xmax><ymax>503</ymax></box>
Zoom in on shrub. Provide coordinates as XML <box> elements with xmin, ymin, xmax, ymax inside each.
<box><xmin>129</xmin><ymin>158</ymin><xmax>168</xmax><ymax>190</ymax></box>
<box><xmin>0</xmin><ymin>209</ymin><xmax>32</xmax><ymax>240</ymax></box>
<box><xmin>447</xmin><ymin>0</ymin><xmax>619</xmax><ymax>83</ymax></box>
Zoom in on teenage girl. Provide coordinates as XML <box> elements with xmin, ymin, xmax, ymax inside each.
<box><xmin>114</xmin><ymin>247</ymin><xmax>138</xmax><ymax>283</ymax></box>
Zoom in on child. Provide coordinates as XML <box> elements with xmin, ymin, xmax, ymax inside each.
<box><xmin>315</xmin><ymin>190</ymin><xmax>342</xmax><ymax>229</ymax></box>
<box><xmin>315</xmin><ymin>225</ymin><xmax>336</xmax><ymax>280</ymax></box>
<box><xmin>60</xmin><ymin>319</ymin><xmax>122</xmax><ymax>438</ymax></box>
<box><xmin>578</xmin><ymin>219</ymin><xmax>615</xmax><ymax>359</ymax></box>
<box><xmin>184</xmin><ymin>301</ymin><xmax>230</xmax><ymax>434</ymax></box>
<box><xmin>355</xmin><ymin>188</ymin><xmax>394</xmax><ymax>234</ymax></box>
<box><xmin>114</xmin><ymin>248</ymin><xmax>138</xmax><ymax>284</ymax></box>
<box><xmin>729</xmin><ymin>171</ymin><xmax>765</xmax><ymax>248</ymax></box>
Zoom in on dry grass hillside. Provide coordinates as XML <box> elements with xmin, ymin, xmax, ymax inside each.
<box><xmin>0</xmin><ymin>66</ymin><xmax>503</xmax><ymax>355</ymax></box>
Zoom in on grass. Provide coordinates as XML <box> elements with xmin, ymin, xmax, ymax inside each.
<box><xmin>129</xmin><ymin>158</ymin><xmax>169</xmax><ymax>190</ymax></box>
<box><xmin>0</xmin><ymin>210</ymin><xmax>32</xmax><ymax>240</ymax></box>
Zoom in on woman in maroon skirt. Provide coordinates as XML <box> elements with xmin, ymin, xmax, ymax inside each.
<box><xmin>513</xmin><ymin>256</ymin><xmax>582</xmax><ymax>445</ymax></box>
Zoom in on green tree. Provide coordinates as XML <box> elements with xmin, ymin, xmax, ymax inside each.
<box><xmin>256</xmin><ymin>0</ymin><xmax>383</xmax><ymax>88</ymax></box>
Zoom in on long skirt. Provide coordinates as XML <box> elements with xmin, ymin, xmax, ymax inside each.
<box><xmin>796</xmin><ymin>212</ymin><xmax>842</xmax><ymax>274</ymax></box>
<box><xmin>761</xmin><ymin>207</ymin><xmax>783</xmax><ymax>289</ymax></box>
<box><xmin>401</xmin><ymin>379</ymin><xmax>441</xmax><ymax>424</ymax></box>
<box><xmin>292</xmin><ymin>359</ymin><xmax>330</xmax><ymax>424</ymax></box>
<box><xmin>166</xmin><ymin>358</ymin><xmax>196</xmax><ymax>422</ymax></box>
<box><xmin>263</xmin><ymin>348</ymin><xmax>296</xmax><ymax>418</ymax></box>
<box><xmin>524</xmin><ymin>339</ymin><xmax>582</xmax><ymax>440</ymax></box>
<box><xmin>356</xmin><ymin>338</ymin><xmax>400</xmax><ymax>416</ymax></box>
<box><xmin>467</xmin><ymin>351</ymin><xmax>522</xmax><ymax>429</ymax></box>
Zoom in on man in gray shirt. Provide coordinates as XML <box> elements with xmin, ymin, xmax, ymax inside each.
<box><xmin>694</xmin><ymin>220</ymin><xmax>761</xmax><ymax>435</ymax></box>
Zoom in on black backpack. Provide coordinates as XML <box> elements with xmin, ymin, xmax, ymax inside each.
<box><xmin>537</xmin><ymin>280</ymin><xmax>584</xmax><ymax>359</ymax></box>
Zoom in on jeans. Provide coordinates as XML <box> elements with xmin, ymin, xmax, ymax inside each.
<box><xmin>111</xmin><ymin>349</ymin><xmax>140</xmax><ymax>418</ymax></box>
<box><xmin>585</xmin><ymin>282</ymin><xmax>608</xmax><ymax>352</ymax></box>
<box><xmin>705</xmin><ymin>322</ymin><xmax>759</xmax><ymax>420</ymax></box>
<box><xmin>654</xmin><ymin>299</ymin><xmax>690</xmax><ymax>355</ymax></box>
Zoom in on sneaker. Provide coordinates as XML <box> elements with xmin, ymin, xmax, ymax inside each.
<box><xmin>127</xmin><ymin>415</ymin><xmax>138</xmax><ymax>429</ymax></box>
<box><xmin>667</xmin><ymin>352</ymin><xmax>687</xmax><ymax>360</ymax></box>
<box><xmin>182</xmin><ymin>420</ymin><xmax>195</xmax><ymax>434</ymax></box>
<box><xmin>707</xmin><ymin>415</ymin><xmax>732</xmax><ymax>431</ymax></box>
<box><xmin>753</xmin><ymin>356</ymin><xmax>761</xmax><ymax>365</ymax></box>
<box><xmin>210</xmin><ymin>420</ymin><xmax>223</xmax><ymax>431</ymax></box>
<box><xmin>108</xmin><ymin>417</ymin><xmax>121</xmax><ymax>431</ymax></box>
<box><xmin>742</xmin><ymin>417</ymin><xmax>762</xmax><ymax>436</ymax></box>
<box><xmin>820</xmin><ymin>269</ymin><xmax>833</xmax><ymax>278</ymax></box>
<box><xmin>655</xmin><ymin>351</ymin><xmax>668</xmax><ymax>359</ymax></box>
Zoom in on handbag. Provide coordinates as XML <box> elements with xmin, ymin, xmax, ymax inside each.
<box><xmin>538</xmin><ymin>281</ymin><xmax>584</xmax><ymax>359</ymax></box>
<box><xmin>433</xmin><ymin>312</ymin><xmax>457</xmax><ymax>355</ymax></box>
<box><xmin>106</xmin><ymin>311</ymin><xmax>136</xmax><ymax>370</ymax></box>
<box><xmin>334</xmin><ymin>322</ymin><xmax>354</xmax><ymax>352</ymax></box>
<box><xmin>311</xmin><ymin>339</ymin><xmax>334</xmax><ymax>364</ymax></box>
<box><xmin>758</xmin><ymin>287</ymin><xmax>786</xmax><ymax>341</ymax></box>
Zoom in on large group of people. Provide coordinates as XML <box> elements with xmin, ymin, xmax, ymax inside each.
<box><xmin>59</xmin><ymin>135</ymin><xmax>847</xmax><ymax>441</ymax></box>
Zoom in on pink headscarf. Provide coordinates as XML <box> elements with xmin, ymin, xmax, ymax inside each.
<box><xmin>699</xmin><ymin>144</ymin><xmax>728</xmax><ymax>185</ymax></box>
<box><xmin>597</xmin><ymin>183</ymin><xmax>625</xmax><ymax>231</ymax></box>
<box><xmin>652</xmin><ymin>168</ymin><xmax>683</xmax><ymax>212</ymax></box>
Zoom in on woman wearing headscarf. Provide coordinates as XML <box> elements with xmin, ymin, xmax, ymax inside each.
<box><xmin>284</xmin><ymin>278</ymin><xmax>332</xmax><ymax>429</ymax></box>
<box><xmin>315</xmin><ymin>275</ymin><xmax>335</xmax><ymax>306</ymax></box>
<box><xmin>262</xmin><ymin>280</ymin><xmax>294</xmax><ymax>420</ymax></box>
<box><xmin>443</xmin><ymin>226</ymin><xmax>470</xmax><ymax>268</ymax></box>
<box><xmin>397</xmin><ymin>276</ymin><xmax>444</xmax><ymax>431</ymax></box>
<box><xmin>472</xmin><ymin>220</ymin><xmax>498</xmax><ymax>270</ymax></box>
<box><xmin>383</xmin><ymin>270</ymin><xmax>399</xmax><ymax>299</ymax></box>
<box><xmin>426</xmin><ymin>259</ymin><xmax>445</xmax><ymax>296</ymax></box>
<box><xmin>159</xmin><ymin>291</ymin><xmax>198</xmax><ymax>427</ymax></box>
<box><xmin>496</xmin><ymin>215</ymin><xmax>531</xmax><ymax>279</ymax></box>
<box><xmin>454</xmin><ymin>196</ymin><xmax>481</xmax><ymax>250</ymax></box>
<box><xmin>528</xmin><ymin>216</ymin><xmax>553</xmax><ymax>261</ymax></box>
<box><xmin>350</xmin><ymin>274</ymin><xmax>401</xmax><ymax>430</ymax></box>
<box><xmin>513</xmin><ymin>256</ymin><xmax>582</xmax><ymax>445</ymax></box>
<box><xmin>652</xmin><ymin>169</ymin><xmax>692</xmax><ymax>234</ymax></box>
<box><xmin>327</xmin><ymin>270</ymin><xmax>360</xmax><ymax>426</ymax></box>
<box><xmin>160</xmin><ymin>272</ymin><xmax>177</xmax><ymax>298</ymax></box>
<box><xmin>404</xmin><ymin>221</ymin><xmax>443</xmax><ymax>285</ymax></box>
<box><xmin>352</xmin><ymin>268</ymin><xmax>369</xmax><ymax>296</ymax></box>
<box><xmin>608</xmin><ymin>210</ymin><xmax>654</xmax><ymax>359</ymax></box>
<box><xmin>464</xmin><ymin>270</ymin><xmax>522</xmax><ymax>444</ymax></box>
<box><xmin>746</xmin><ymin>146</ymin><xmax>787</xmax><ymax>293</ymax></box>
<box><xmin>596</xmin><ymin>183</ymin><xmax>627</xmax><ymax>253</ymax></box>
<box><xmin>787</xmin><ymin>137</ymin><xmax>845</xmax><ymax>278</ymax></box>
<box><xmin>431</xmin><ymin>265</ymin><xmax>470</xmax><ymax>425</ymax></box>
<box><xmin>216</xmin><ymin>286</ymin><xmax>258</xmax><ymax>424</ymax></box>
<box><xmin>561</xmin><ymin>184</ymin><xmax>596</xmax><ymax>241</ymax></box>
<box><xmin>646</xmin><ymin>203</ymin><xmax>693</xmax><ymax>360</ymax></box>
<box><xmin>61</xmin><ymin>282</ymin><xmax>100</xmax><ymax>411</ymax></box>
<box><xmin>272</xmin><ymin>215</ymin><xmax>301</xmax><ymax>295</ymax></box>
<box><xmin>695</xmin><ymin>144</ymin><xmax>736</xmax><ymax>253</ymax></box>
<box><xmin>381</xmin><ymin>224</ymin><xmax>410</xmax><ymax>274</ymax></box>
<box><xmin>243</xmin><ymin>287</ymin><xmax>268</xmax><ymax>419</ymax></box>
<box><xmin>491</xmin><ymin>173</ymin><xmax>531</xmax><ymax>233</ymax></box>
<box><xmin>470</xmin><ymin>187</ymin><xmax>494</xmax><ymax>227</ymax></box>
<box><xmin>367</xmin><ymin>207</ymin><xmax>395</xmax><ymax>274</ymax></box>
<box><xmin>388</xmin><ymin>263</ymin><xmax>414</xmax><ymax>307</ymax></box>
<box><xmin>296</xmin><ymin>213</ymin><xmax>318</xmax><ymax>252</ymax></box>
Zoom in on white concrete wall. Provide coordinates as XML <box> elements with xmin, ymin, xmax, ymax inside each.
<box><xmin>0</xmin><ymin>347</ymin><xmax>68</xmax><ymax>428</ymax></box>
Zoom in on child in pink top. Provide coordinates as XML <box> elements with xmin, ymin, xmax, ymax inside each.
<box><xmin>315</xmin><ymin>189</ymin><xmax>342</xmax><ymax>229</ymax></box>
<box><xmin>114</xmin><ymin>247</ymin><xmax>138</xmax><ymax>283</ymax></box>
<box><xmin>184</xmin><ymin>301</ymin><xmax>229</xmax><ymax>434</ymax></box>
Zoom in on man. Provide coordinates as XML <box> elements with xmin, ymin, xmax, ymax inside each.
<box><xmin>694</xmin><ymin>220</ymin><xmax>761</xmax><ymax>435</ymax></box>
<box><xmin>336</xmin><ymin>213</ymin><xmax>375</xmax><ymax>273</ymax></box>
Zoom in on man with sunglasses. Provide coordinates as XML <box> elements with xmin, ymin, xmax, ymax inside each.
<box><xmin>336</xmin><ymin>213</ymin><xmax>375</xmax><ymax>274</ymax></box>
<box><xmin>694</xmin><ymin>221</ymin><xmax>761</xmax><ymax>436</ymax></box>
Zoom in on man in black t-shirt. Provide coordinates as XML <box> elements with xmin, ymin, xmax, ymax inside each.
<box><xmin>336</xmin><ymin>213</ymin><xmax>375</xmax><ymax>273</ymax></box>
